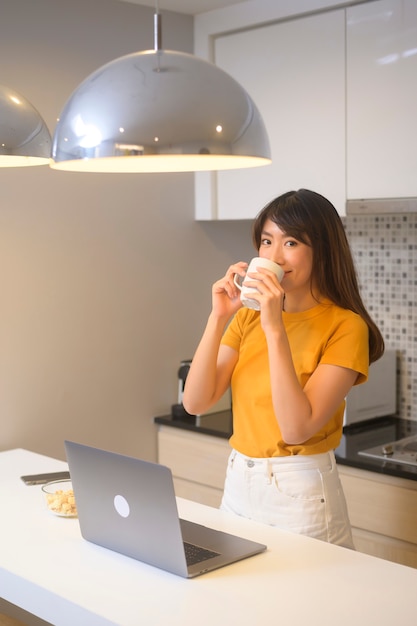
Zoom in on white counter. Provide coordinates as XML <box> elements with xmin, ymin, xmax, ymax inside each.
<box><xmin>1</xmin><ymin>448</ymin><xmax>416</xmax><ymax>626</ymax></box>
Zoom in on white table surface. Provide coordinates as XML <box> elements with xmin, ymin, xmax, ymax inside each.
<box><xmin>1</xmin><ymin>448</ymin><xmax>416</xmax><ymax>626</ymax></box>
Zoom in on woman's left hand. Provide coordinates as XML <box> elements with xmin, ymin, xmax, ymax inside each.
<box><xmin>244</xmin><ymin>267</ymin><xmax>285</xmax><ymax>326</ymax></box>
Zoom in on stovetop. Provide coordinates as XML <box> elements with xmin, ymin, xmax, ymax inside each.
<box><xmin>358</xmin><ymin>435</ymin><xmax>417</xmax><ymax>467</ymax></box>
<box><xmin>335</xmin><ymin>416</ymin><xmax>417</xmax><ymax>481</ymax></box>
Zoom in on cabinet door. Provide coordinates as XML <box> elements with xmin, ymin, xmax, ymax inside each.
<box><xmin>338</xmin><ymin>464</ymin><xmax>417</xmax><ymax>568</ymax></box>
<box><xmin>157</xmin><ymin>426</ymin><xmax>230</xmax><ymax>507</ymax></box>
<box><xmin>195</xmin><ymin>9</ymin><xmax>346</xmax><ymax>219</ymax></box>
<box><xmin>347</xmin><ymin>0</ymin><xmax>417</xmax><ymax>199</ymax></box>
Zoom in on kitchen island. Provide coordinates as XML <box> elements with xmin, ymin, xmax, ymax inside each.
<box><xmin>1</xmin><ymin>447</ymin><xmax>417</xmax><ymax>626</ymax></box>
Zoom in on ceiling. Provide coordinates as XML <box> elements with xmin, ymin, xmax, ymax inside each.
<box><xmin>118</xmin><ymin>0</ymin><xmax>248</xmax><ymax>16</ymax></box>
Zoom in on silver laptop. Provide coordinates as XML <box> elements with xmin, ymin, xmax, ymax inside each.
<box><xmin>64</xmin><ymin>440</ymin><xmax>266</xmax><ymax>578</ymax></box>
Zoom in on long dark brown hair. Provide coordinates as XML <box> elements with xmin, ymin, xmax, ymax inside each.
<box><xmin>252</xmin><ymin>189</ymin><xmax>384</xmax><ymax>364</ymax></box>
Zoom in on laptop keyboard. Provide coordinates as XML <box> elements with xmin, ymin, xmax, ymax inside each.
<box><xmin>183</xmin><ymin>542</ymin><xmax>220</xmax><ymax>567</ymax></box>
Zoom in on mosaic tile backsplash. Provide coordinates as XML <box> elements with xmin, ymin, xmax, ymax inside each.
<box><xmin>344</xmin><ymin>213</ymin><xmax>417</xmax><ymax>422</ymax></box>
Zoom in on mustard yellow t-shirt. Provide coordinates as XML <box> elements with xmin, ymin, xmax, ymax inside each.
<box><xmin>221</xmin><ymin>300</ymin><xmax>369</xmax><ymax>457</ymax></box>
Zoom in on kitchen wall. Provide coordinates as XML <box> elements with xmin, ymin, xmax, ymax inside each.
<box><xmin>345</xmin><ymin>213</ymin><xmax>417</xmax><ymax>421</ymax></box>
<box><xmin>0</xmin><ymin>0</ymin><xmax>255</xmax><ymax>462</ymax></box>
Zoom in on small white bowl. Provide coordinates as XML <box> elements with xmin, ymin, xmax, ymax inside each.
<box><xmin>41</xmin><ymin>479</ymin><xmax>77</xmax><ymax>517</ymax></box>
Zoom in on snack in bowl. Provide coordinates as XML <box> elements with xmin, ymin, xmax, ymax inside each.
<box><xmin>41</xmin><ymin>479</ymin><xmax>77</xmax><ymax>517</ymax></box>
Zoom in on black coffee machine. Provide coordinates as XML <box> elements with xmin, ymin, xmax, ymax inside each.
<box><xmin>172</xmin><ymin>359</ymin><xmax>196</xmax><ymax>419</ymax></box>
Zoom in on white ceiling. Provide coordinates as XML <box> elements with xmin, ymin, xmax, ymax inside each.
<box><xmin>118</xmin><ymin>0</ymin><xmax>248</xmax><ymax>16</ymax></box>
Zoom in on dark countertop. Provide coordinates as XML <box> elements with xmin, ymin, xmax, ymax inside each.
<box><xmin>154</xmin><ymin>412</ymin><xmax>417</xmax><ymax>482</ymax></box>
<box><xmin>155</xmin><ymin>410</ymin><xmax>233</xmax><ymax>439</ymax></box>
<box><xmin>335</xmin><ymin>416</ymin><xmax>417</xmax><ymax>481</ymax></box>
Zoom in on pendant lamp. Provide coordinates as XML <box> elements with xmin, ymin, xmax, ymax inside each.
<box><xmin>50</xmin><ymin>13</ymin><xmax>271</xmax><ymax>173</ymax></box>
<box><xmin>0</xmin><ymin>85</ymin><xmax>51</xmax><ymax>167</ymax></box>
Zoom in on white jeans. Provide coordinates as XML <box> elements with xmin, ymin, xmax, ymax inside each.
<box><xmin>220</xmin><ymin>449</ymin><xmax>354</xmax><ymax>548</ymax></box>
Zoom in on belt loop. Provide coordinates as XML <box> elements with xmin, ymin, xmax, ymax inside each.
<box><xmin>230</xmin><ymin>450</ymin><xmax>237</xmax><ymax>469</ymax></box>
<box><xmin>266</xmin><ymin>459</ymin><xmax>272</xmax><ymax>484</ymax></box>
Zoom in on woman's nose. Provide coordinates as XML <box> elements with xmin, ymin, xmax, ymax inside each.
<box><xmin>269</xmin><ymin>250</ymin><xmax>285</xmax><ymax>266</ymax></box>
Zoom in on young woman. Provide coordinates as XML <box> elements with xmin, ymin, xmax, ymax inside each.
<box><xmin>183</xmin><ymin>189</ymin><xmax>384</xmax><ymax>548</ymax></box>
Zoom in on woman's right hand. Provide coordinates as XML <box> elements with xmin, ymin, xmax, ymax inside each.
<box><xmin>211</xmin><ymin>262</ymin><xmax>248</xmax><ymax>318</ymax></box>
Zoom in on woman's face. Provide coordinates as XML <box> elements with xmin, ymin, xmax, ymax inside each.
<box><xmin>258</xmin><ymin>218</ymin><xmax>316</xmax><ymax>299</ymax></box>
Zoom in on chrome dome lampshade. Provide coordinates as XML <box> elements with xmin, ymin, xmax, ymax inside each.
<box><xmin>50</xmin><ymin>47</ymin><xmax>271</xmax><ymax>173</ymax></box>
<box><xmin>0</xmin><ymin>84</ymin><xmax>51</xmax><ymax>167</ymax></box>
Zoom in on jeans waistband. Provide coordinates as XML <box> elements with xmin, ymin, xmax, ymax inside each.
<box><xmin>231</xmin><ymin>449</ymin><xmax>335</xmax><ymax>473</ymax></box>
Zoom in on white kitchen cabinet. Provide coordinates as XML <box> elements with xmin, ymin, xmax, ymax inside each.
<box><xmin>195</xmin><ymin>0</ymin><xmax>417</xmax><ymax>219</ymax></box>
<box><xmin>195</xmin><ymin>9</ymin><xmax>346</xmax><ymax>219</ymax></box>
<box><xmin>346</xmin><ymin>0</ymin><xmax>417</xmax><ymax>199</ymax></box>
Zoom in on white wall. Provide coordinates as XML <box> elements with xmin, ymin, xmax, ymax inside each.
<box><xmin>0</xmin><ymin>0</ymin><xmax>254</xmax><ymax>462</ymax></box>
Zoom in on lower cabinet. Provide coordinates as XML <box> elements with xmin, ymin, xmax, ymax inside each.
<box><xmin>338</xmin><ymin>465</ymin><xmax>417</xmax><ymax>569</ymax></box>
<box><xmin>157</xmin><ymin>426</ymin><xmax>230</xmax><ymax>508</ymax></box>
<box><xmin>157</xmin><ymin>425</ymin><xmax>417</xmax><ymax>568</ymax></box>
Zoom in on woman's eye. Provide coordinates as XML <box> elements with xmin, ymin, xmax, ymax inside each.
<box><xmin>285</xmin><ymin>239</ymin><xmax>297</xmax><ymax>247</ymax></box>
<box><xmin>261</xmin><ymin>238</ymin><xmax>271</xmax><ymax>246</ymax></box>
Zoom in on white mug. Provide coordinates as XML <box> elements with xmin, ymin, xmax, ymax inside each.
<box><xmin>233</xmin><ymin>257</ymin><xmax>284</xmax><ymax>310</ymax></box>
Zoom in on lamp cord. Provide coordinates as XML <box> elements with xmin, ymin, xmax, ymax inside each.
<box><xmin>154</xmin><ymin>0</ymin><xmax>161</xmax><ymax>51</ymax></box>
<box><xmin>154</xmin><ymin>12</ymin><xmax>162</xmax><ymax>51</ymax></box>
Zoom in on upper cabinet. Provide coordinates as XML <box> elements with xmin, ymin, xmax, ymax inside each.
<box><xmin>195</xmin><ymin>9</ymin><xmax>346</xmax><ymax>219</ymax></box>
<box><xmin>346</xmin><ymin>0</ymin><xmax>417</xmax><ymax>200</ymax></box>
<box><xmin>194</xmin><ymin>0</ymin><xmax>417</xmax><ymax>220</ymax></box>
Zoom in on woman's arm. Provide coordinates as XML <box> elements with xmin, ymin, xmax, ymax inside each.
<box><xmin>265</xmin><ymin>324</ymin><xmax>358</xmax><ymax>443</ymax></box>
<box><xmin>245</xmin><ymin>266</ymin><xmax>360</xmax><ymax>444</ymax></box>
<box><xmin>182</xmin><ymin>322</ymin><xmax>238</xmax><ymax>415</ymax></box>
<box><xmin>182</xmin><ymin>263</ymin><xmax>245</xmax><ymax>415</ymax></box>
